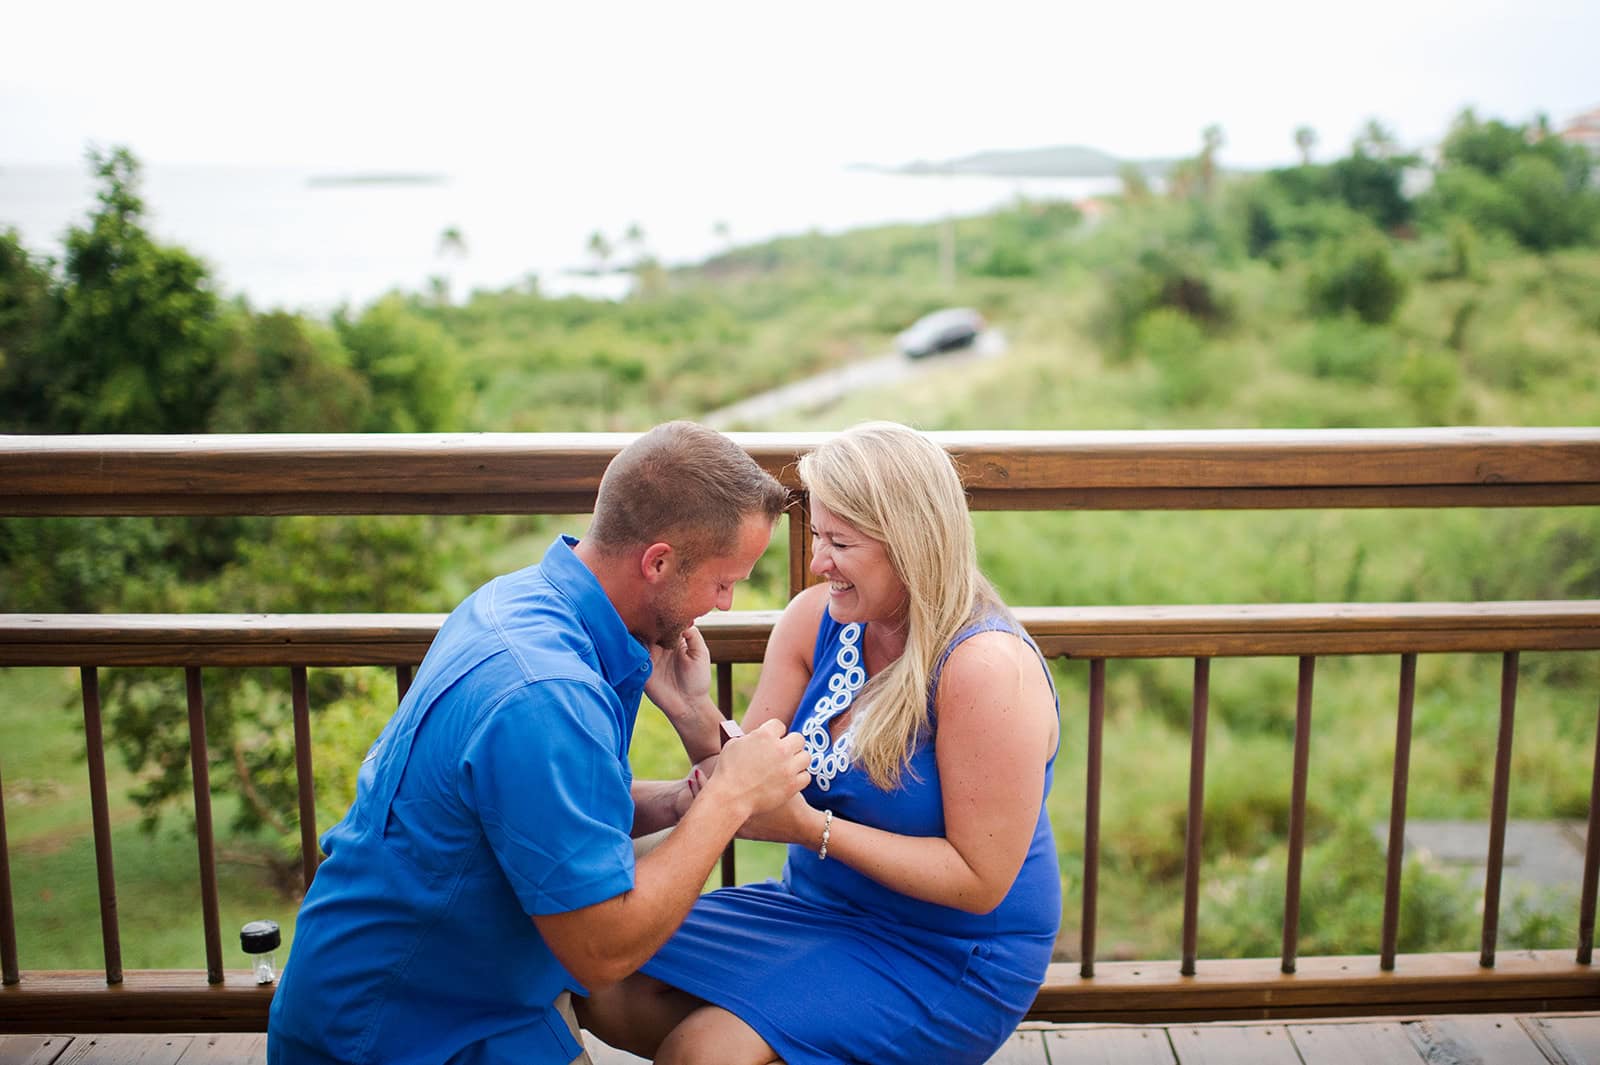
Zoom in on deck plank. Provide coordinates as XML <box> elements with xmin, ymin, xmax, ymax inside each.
<box><xmin>984</xmin><ymin>1029</ymin><xmax>1049</xmax><ymax>1063</ymax></box>
<box><xmin>54</xmin><ymin>1035</ymin><xmax>191</xmax><ymax>1064</ymax></box>
<box><xmin>1521</xmin><ymin>1015</ymin><xmax>1600</xmax><ymax>1065</ymax></box>
<box><xmin>172</xmin><ymin>1034</ymin><xmax>266</xmax><ymax>1064</ymax></box>
<box><xmin>1167</xmin><ymin>1024</ymin><xmax>1302</xmax><ymax>1064</ymax></box>
<box><xmin>1405</xmin><ymin>1014</ymin><xmax>1553</xmax><ymax>1064</ymax></box>
<box><xmin>19</xmin><ymin>1013</ymin><xmax>1600</xmax><ymax>1064</ymax></box>
<box><xmin>0</xmin><ymin>1035</ymin><xmax>73</xmax><ymax>1065</ymax></box>
<box><xmin>1042</xmin><ymin>1027</ymin><xmax>1176</xmax><ymax>1064</ymax></box>
<box><xmin>1289</xmin><ymin>1021</ymin><xmax>1426</xmax><ymax>1064</ymax></box>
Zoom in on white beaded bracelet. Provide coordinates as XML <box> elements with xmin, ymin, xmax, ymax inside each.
<box><xmin>818</xmin><ymin>808</ymin><xmax>833</xmax><ymax>860</ymax></box>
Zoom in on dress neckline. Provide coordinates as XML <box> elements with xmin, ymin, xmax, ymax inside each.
<box><xmin>802</xmin><ymin>621</ymin><xmax>866</xmax><ymax>791</ymax></box>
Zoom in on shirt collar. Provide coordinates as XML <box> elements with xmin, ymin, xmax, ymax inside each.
<box><xmin>539</xmin><ymin>535</ymin><xmax>652</xmax><ymax>689</ymax></box>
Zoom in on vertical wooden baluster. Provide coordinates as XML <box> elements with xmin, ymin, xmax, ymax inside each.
<box><xmin>1480</xmin><ymin>652</ymin><xmax>1518</xmax><ymax>969</ymax></box>
<box><xmin>291</xmin><ymin>667</ymin><xmax>321</xmax><ymax>891</ymax></box>
<box><xmin>81</xmin><ymin>667</ymin><xmax>122</xmax><ymax>984</ymax></box>
<box><xmin>1282</xmin><ymin>655</ymin><xmax>1316</xmax><ymax>974</ymax></box>
<box><xmin>0</xmin><ymin>755</ymin><xmax>18</xmax><ymax>985</ymax></box>
<box><xmin>1181</xmin><ymin>658</ymin><xmax>1211</xmax><ymax>977</ymax></box>
<box><xmin>1080</xmin><ymin>659</ymin><xmax>1105</xmax><ymax>979</ymax></box>
<box><xmin>396</xmin><ymin>664</ymin><xmax>413</xmax><ymax>703</ymax></box>
<box><xmin>718</xmin><ymin>661</ymin><xmax>737</xmax><ymax>888</ymax></box>
<box><xmin>788</xmin><ymin>496</ymin><xmax>812</xmax><ymax>599</ymax></box>
<box><xmin>186</xmin><ymin>668</ymin><xmax>225</xmax><ymax>984</ymax></box>
<box><xmin>1577</xmin><ymin>688</ymin><xmax>1599</xmax><ymax>965</ymax></box>
<box><xmin>1381</xmin><ymin>653</ymin><xmax>1418</xmax><ymax>971</ymax></box>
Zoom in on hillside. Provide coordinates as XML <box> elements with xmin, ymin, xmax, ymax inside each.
<box><xmin>880</xmin><ymin>143</ymin><xmax>1175</xmax><ymax>178</ymax></box>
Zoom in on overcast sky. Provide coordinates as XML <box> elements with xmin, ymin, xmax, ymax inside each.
<box><xmin>4</xmin><ymin>0</ymin><xmax>1596</xmax><ymax>173</ymax></box>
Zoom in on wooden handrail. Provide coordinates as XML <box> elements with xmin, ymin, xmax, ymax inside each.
<box><xmin>4</xmin><ymin>427</ymin><xmax>1599</xmax><ymax>514</ymax></box>
<box><xmin>3</xmin><ymin>602</ymin><xmax>1597</xmax><ymax>667</ymax></box>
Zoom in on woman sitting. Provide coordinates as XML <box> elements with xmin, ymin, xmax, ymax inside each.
<box><xmin>582</xmin><ymin>421</ymin><xmax>1062</xmax><ymax>1065</ymax></box>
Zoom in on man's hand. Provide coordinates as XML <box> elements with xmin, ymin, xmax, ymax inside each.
<box><xmin>646</xmin><ymin>627</ymin><xmax>722</xmax><ymax>760</ymax></box>
<box><xmin>536</xmin><ymin>723</ymin><xmax>806</xmax><ymax>990</ymax></box>
<box><xmin>647</xmin><ymin>626</ymin><xmax>712</xmax><ymax>713</ymax></box>
<box><xmin>699</xmin><ymin>718</ymin><xmax>809</xmax><ymax>821</ymax></box>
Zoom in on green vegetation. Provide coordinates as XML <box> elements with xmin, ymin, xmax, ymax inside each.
<box><xmin>1</xmin><ymin>109</ymin><xmax>1597</xmax><ymax>969</ymax></box>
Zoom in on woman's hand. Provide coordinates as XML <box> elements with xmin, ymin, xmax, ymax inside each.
<box><xmin>671</xmin><ymin>752</ymin><xmax>720</xmax><ymax>820</ymax></box>
<box><xmin>737</xmin><ymin>791</ymin><xmax>823</xmax><ymax>846</ymax></box>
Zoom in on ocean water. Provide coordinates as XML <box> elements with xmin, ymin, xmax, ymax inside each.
<box><xmin>0</xmin><ymin>162</ymin><xmax>1116</xmax><ymax>314</ymax></box>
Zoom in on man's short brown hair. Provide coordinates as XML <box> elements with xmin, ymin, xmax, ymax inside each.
<box><xmin>586</xmin><ymin>421</ymin><xmax>788</xmax><ymax>565</ymax></box>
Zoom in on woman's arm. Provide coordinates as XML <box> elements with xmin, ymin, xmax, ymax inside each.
<box><xmin>629</xmin><ymin>774</ymin><xmax>698</xmax><ymax>837</ymax></box>
<box><xmin>741</xmin><ymin>630</ymin><xmax>1059</xmax><ymax>914</ymax></box>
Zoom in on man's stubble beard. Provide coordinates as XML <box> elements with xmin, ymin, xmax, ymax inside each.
<box><xmin>649</xmin><ymin>570</ymin><xmax>698</xmax><ymax>650</ymax></box>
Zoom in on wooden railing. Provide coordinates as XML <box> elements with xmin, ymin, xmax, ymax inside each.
<box><xmin>1</xmin><ymin>429</ymin><xmax>1598</xmax><ymax>1032</ymax></box>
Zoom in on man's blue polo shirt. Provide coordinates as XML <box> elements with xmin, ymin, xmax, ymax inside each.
<box><xmin>268</xmin><ymin>536</ymin><xmax>652</xmax><ymax>1065</ymax></box>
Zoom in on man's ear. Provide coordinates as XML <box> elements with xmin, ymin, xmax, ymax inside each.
<box><xmin>639</xmin><ymin>541</ymin><xmax>674</xmax><ymax>584</ymax></box>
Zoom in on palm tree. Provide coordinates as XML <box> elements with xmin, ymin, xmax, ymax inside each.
<box><xmin>586</xmin><ymin>230</ymin><xmax>612</xmax><ymax>272</ymax></box>
<box><xmin>623</xmin><ymin>222</ymin><xmax>647</xmax><ymax>265</ymax></box>
<box><xmin>1118</xmin><ymin>163</ymin><xmax>1152</xmax><ymax>203</ymax></box>
<box><xmin>1199</xmin><ymin>124</ymin><xmax>1225</xmax><ymax>196</ymax></box>
<box><xmin>436</xmin><ymin>226</ymin><xmax>467</xmax><ymax>258</ymax></box>
<box><xmin>1294</xmin><ymin>126</ymin><xmax>1318</xmax><ymax>167</ymax></box>
<box><xmin>1166</xmin><ymin>158</ymin><xmax>1199</xmax><ymax>201</ymax></box>
<box><xmin>1356</xmin><ymin>119</ymin><xmax>1399</xmax><ymax>159</ymax></box>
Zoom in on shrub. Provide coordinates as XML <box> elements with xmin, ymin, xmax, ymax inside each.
<box><xmin>0</xmin><ymin>230</ymin><xmax>58</xmax><ymax>432</ymax></box>
<box><xmin>1132</xmin><ymin>307</ymin><xmax>1206</xmax><ymax>365</ymax></box>
<box><xmin>1429</xmin><ymin>220</ymin><xmax>1484</xmax><ymax>282</ymax></box>
<box><xmin>1199</xmin><ymin>824</ymin><xmax>1479</xmax><ymax>957</ymax></box>
<box><xmin>1131</xmin><ymin>308</ymin><xmax>1223</xmax><ymax>407</ymax></box>
<box><xmin>1420</xmin><ymin>165</ymin><xmax>1516</xmax><ymax>238</ymax></box>
<box><xmin>974</xmin><ymin>241</ymin><xmax>1036</xmax><ymax>278</ymax></box>
<box><xmin>1397</xmin><ymin>346</ymin><xmax>1467</xmax><ymax>423</ymax></box>
<box><xmin>1099</xmin><ymin>246</ymin><xmax>1230</xmax><ymax>358</ymax></box>
<box><xmin>1306</xmin><ymin>232</ymin><xmax>1408</xmax><ymax>324</ymax></box>
<box><xmin>1420</xmin><ymin>110</ymin><xmax>1600</xmax><ymax>252</ymax></box>
<box><xmin>1500</xmin><ymin>155</ymin><xmax>1600</xmax><ymax>251</ymax></box>
<box><xmin>1285</xmin><ymin>317</ymin><xmax>1391</xmax><ymax>383</ymax></box>
<box><xmin>1327</xmin><ymin>151</ymin><xmax>1415</xmax><ymax>232</ymax></box>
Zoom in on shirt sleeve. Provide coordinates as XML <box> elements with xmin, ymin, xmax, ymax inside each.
<box><xmin>461</xmin><ymin>679</ymin><xmax>637</xmax><ymax>915</ymax></box>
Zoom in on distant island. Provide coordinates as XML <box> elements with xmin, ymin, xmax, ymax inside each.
<box><xmin>306</xmin><ymin>172</ymin><xmax>449</xmax><ymax>188</ymax></box>
<box><xmin>862</xmin><ymin>144</ymin><xmax>1175</xmax><ymax>179</ymax></box>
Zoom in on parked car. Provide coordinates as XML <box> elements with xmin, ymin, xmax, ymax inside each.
<box><xmin>895</xmin><ymin>307</ymin><xmax>984</xmax><ymax>359</ymax></box>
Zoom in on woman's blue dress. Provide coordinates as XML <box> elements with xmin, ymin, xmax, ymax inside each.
<box><xmin>638</xmin><ymin>610</ymin><xmax>1061</xmax><ymax>1065</ymax></box>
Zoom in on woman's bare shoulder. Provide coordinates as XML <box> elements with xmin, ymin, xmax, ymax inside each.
<box><xmin>768</xmin><ymin>582</ymin><xmax>831</xmax><ymax>661</ymax></box>
<box><xmin>942</xmin><ymin>626</ymin><xmax>1038</xmax><ymax>675</ymax></box>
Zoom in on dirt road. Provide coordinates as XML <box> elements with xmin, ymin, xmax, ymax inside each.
<box><xmin>703</xmin><ymin>330</ymin><xmax>1007</xmax><ymax>428</ymax></box>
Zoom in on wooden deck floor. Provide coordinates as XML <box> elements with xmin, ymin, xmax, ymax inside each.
<box><xmin>4</xmin><ymin>1014</ymin><xmax>1596</xmax><ymax>1064</ymax></box>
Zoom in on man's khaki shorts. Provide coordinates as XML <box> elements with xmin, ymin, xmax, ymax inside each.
<box><xmin>556</xmin><ymin>990</ymin><xmax>595</xmax><ymax>1065</ymax></box>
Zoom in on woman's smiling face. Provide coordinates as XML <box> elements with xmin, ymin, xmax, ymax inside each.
<box><xmin>808</xmin><ymin>497</ymin><xmax>907</xmax><ymax>627</ymax></box>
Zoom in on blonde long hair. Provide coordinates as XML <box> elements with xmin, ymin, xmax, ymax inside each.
<box><xmin>798</xmin><ymin>422</ymin><xmax>1009</xmax><ymax>790</ymax></box>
